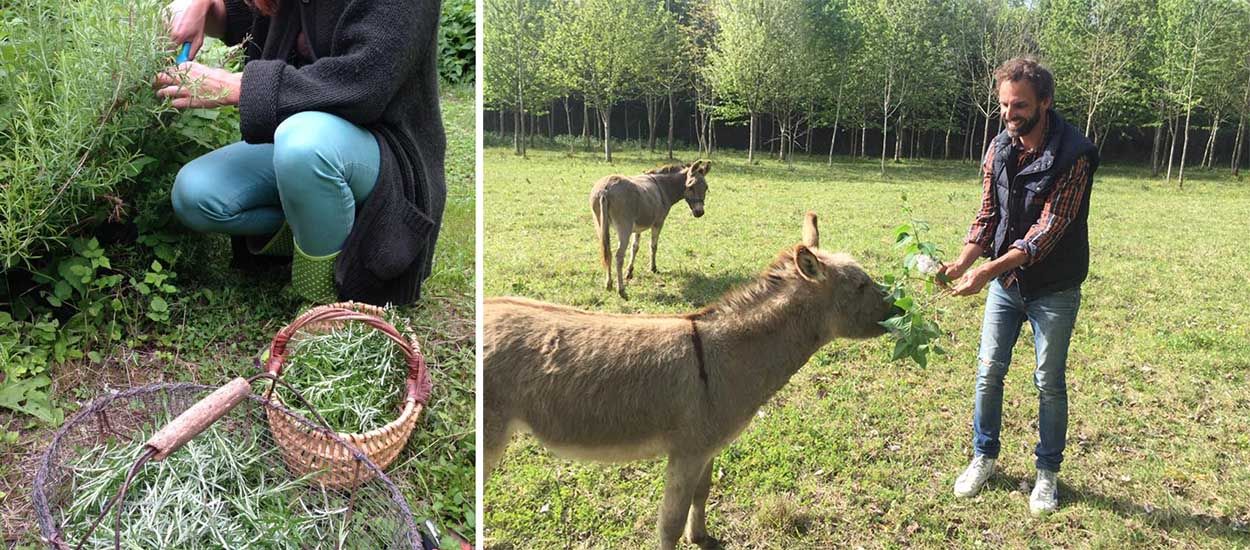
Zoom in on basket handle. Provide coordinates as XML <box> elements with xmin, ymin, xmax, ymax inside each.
<box><xmin>264</xmin><ymin>303</ymin><xmax>432</xmax><ymax>405</ymax></box>
<box><xmin>143</xmin><ymin>377</ymin><xmax>251</xmax><ymax>460</ymax></box>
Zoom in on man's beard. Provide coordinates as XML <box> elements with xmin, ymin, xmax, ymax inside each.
<box><xmin>1006</xmin><ymin>108</ymin><xmax>1042</xmax><ymax>139</ymax></box>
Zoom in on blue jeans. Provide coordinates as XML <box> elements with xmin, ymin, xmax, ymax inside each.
<box><xmin>972</xmin><ymin>279</ymin><xmax>1081</xmax><ymax>472</ymax></box>
<box><xmin>171</xmin><ymin>111</ymin><xmax>380</xmax><ymax>256</ymax></box>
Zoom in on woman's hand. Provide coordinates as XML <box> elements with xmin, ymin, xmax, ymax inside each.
<box><xmin>165</xmin><ymin>0</ymin><xmax>214</xmax><ymax>60</ymax></box>
<box><xmin>154</xmin><ymin>62</ymin><xmax>241</xmax><ymax>109</ymax></box>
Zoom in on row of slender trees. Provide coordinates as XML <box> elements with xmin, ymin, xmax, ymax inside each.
<box><xmin>484</xmin><ymin>0</ymin><xmax>1250</xmax><ymax>186</ymax></box>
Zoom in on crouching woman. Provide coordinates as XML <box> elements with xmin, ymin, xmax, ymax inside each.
<box><xmin>157</xmin><ymin>0</ymin><xmax>445</xmax><ymax>305</ymax></box>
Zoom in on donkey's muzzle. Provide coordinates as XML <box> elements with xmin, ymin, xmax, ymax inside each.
<box><xmin>691</xmin><ymin>206</ymin><xmax>705</xmax><ymax>218</ymax></box>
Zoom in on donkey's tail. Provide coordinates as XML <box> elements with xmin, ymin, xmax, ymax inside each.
<box><xmin>597</xmin><ymin>192</ymin><xmax>611</xmax><ymax>268</ymax></box>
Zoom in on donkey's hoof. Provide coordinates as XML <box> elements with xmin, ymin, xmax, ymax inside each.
<box><xmin>685</xmin><ymin>533</ymin><xmax>721</xmax><ymax>549</ymax></box>
<box><xmin>618</xmin><ymin>289</ymin><xmax>629</xmax><ymax>299</ymax></box>
<box><xmin>626</xmin><ymin>270</ymin><xmax>635</xmax><ymax>280</ymax></box>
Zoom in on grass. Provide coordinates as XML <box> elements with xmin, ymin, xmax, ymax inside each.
<box><xmin>483</xmin><ymin>143</ymin><xmax>1250</xmax><ymax>548</ymax></box>
<box><xmin>0</xmin><ymin>84</ymin><xmax>476</xmax><ymax>546</ymax></box>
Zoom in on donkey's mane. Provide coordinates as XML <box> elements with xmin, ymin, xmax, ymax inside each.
<box><xmin>644</xmin><ymin>163</ymin><xmax>688</xmax><ymax>175</ymax></box>
<box><xmin>693</xmin><ymin>248</ymin><xmax>797</xmax><ymax>319</ymax></box>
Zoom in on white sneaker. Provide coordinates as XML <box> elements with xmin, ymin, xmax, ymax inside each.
<box><xmin>953</xmin><ymin>455</ymin><xmax>996</xmax><ymax>498</ymax></box>
<box><xmin>1029</xmin><ymin>469</ymin><xmax>1059</xmax><ymax>516</ymax></box>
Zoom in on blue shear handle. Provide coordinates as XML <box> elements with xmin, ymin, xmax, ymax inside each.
<box><xmin>175</xmin><ymin>42</ymin><xmax>191</xmax><ymax>64</ymax></box>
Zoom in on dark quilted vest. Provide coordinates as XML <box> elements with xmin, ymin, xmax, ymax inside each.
<box><xmin>987</xmin><ymin>110</ymin><xmax>1099</xmax><ymax>299</ymax></box>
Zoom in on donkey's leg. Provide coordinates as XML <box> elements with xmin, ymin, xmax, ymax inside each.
<box><xmin>684</xmin><ymin>456</ymin><xmax>715</xmax><ymax>546</ymax></box>
<box><xmin>613</xmin><ymin>219</ymin><xmax>633</xmax><ymax>298</ymax></box>
<box><xmin>626</xmin><ymin>232</ymin><xmax>641</xmax><ymax>280</ymax></box>
<box><xmin>650</xmin><ymin>225</ymin><xmax>663</xmax><ymax>273</ymax></box>
<box><xmin>658</xmin><ymin>453</ymin><xmax>711</xmax><ymax>550</ymax></box>
<box><xmin>483</xmin><ymin>410</ymin><xmax>512</xmax><ymax>479</ymax></box>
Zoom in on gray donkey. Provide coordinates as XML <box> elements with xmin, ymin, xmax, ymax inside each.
<box><xmin>484</xmin><ymin>212</ymin><xmax>898</xmax><ymax>549</ymax></box>
<box><xmin>590</xmin><ymin>160</ymin><xmax>710</xmax><ymax>298</ymax></box>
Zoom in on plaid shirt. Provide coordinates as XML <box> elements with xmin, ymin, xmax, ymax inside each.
<box><xmin>965</xmin><ymin>120</ymin><xmax>1092</xmax><ymax>287</ymax></box>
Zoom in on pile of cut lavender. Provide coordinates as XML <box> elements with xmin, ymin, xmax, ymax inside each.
<box><xmin>61</xmin><ymin>417</ymin><xmax>353</xmax><ymax>548</ymax></box>
<box><xmin>277</xmin><ymin>309</ymin><xmax>410</xmax><ymax>433</ymax></box>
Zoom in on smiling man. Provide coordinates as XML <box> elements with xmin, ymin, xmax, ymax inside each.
<box><xmin>937</xmin><ymin>57</ymin><xmax>1099</xmax><ymax>516</ymax></box>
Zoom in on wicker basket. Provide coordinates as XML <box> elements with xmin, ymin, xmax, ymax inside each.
<box><xmin>261</xmin><ymin>301</ymin><xmax>432</xmax><ymax>487</ymax></box>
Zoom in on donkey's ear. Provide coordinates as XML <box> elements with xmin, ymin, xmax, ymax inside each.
<box><xmin>794</xmin><ymin>246</ymin><xmax>823</xmax><ymax>281</ymax></box>
<box><xmin>802</xmin><ymin>211</ymin><xmax>819</xmax><ymax>248</ymax></box>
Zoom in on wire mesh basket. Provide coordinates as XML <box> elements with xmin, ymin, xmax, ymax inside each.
<box><xmin>33</xmin><ymin>381</ymin><xmax>423</xmax><ymax>549</ymax></box>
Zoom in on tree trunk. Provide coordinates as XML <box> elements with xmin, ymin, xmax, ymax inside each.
<box><xmin>748</xmin><ymin>112</ymin><xmax>757</xmax><ymax>164</ymax></box>
<box><xmin>564</xmin><ymin>96</ymin><xmax>573</xmax><ymax>137</ymax></box>
<box><xmin>881</xmin><ymin>112</ymin><xmax>890</xmax><ymax>175</ymax></box>
<box><xmin>1202</xmin><ymin>113</ymin><xmax>1219</xmax><ymax>169</ymax></box>
<box><xmin>667</xmin><ymin>91</ymin><xmax>675</xmax><ymax>160</ymax></box>
<box><xmin>1166</xmin><ymin>114</ymin><xmax>1178</xmax><ymax>184</ymax></box>
<box><xmin>601</xmin><ymin>104</ymin><xmax>613</xmax><ymax>162</ymax></box>
<box><xmin>769</xmin><ymin>115</ymin><xmax>776</xmax><ymax>157</ymax></box>
<box><xmin>829</xmin><ymin>116</ymin><xmax>842</xmax><ymax>167</ymax></box>
<box><xmin>828</xmin><ymin>84</ymin><xmax>844</xmax><ymax>166</ymax></box>
<box><xmin>981</xmin><ymin>92</ymin><xmax>994</xmax><ymax>160</ymax></box>
<box><xmin>498</xmin><ymin>109</ymin><xmax>505</xmax><ymax>138</ymax></box>
<box><xmin>1178</xmin><ymin>106</ymin><xmax>1193</xmax><ymax>188</ymax></box>
<box><xmin>1084</xmin><ymin>102</ymin><xmax>1095</xmax><ymax>138</ymax></box>
<box><xmin>583</xmin><ymin>102</ymin><xmax>591</xmax><ymax>151</ymax></box>
<box><xmin>861</xmin><ymin>122</ymin><xmax>867</xmax><ymax>158</ymax></box>
<box><xmin>893</xmin><ymin>117</ymin><xmax>903</xmax><ymax>163</ymax></box>
<box><xmin>646</xmin><ymin>97</ymin><xmax>659</xmax><ymax>152</ymax></box>
<box><xmin>966</xmin><ymin>113</ymin><xmax>976</xmax><ymax>161</ymax></box>
<box><xmin>805</xmin><ymin>104</ymin><xmax>814</xmax><ymax>156</ymax></box>
<box><xmin>944</xmin><ymin>128</ymin><xmax>951</xmax><ymax>160</ymax></box>
<box><xmin>1151</xmin><ymin>120</ymin><xmax>1163</xmax><ymax>177</ymax></box>
<box><xmin>1232</xmin><ymin>115</ymin><xmax>1245</xmax><ymax>177</ymax></box>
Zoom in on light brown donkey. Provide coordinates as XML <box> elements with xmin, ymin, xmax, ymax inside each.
<box><xmin>484</xmin><ymin>212</ymin><xmax>898</xmax><ymax>549</ymax></box>
<box><xmin>590</xmin><ymin>160</ymin><xmax>710</xmax><ymax>299</ymax></box>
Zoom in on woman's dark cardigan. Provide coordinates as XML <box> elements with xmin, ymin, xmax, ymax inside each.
<box><xmin>223</xmin><ymin>0</ymin><xmax>445</xmax><ymax>305</ymax></box>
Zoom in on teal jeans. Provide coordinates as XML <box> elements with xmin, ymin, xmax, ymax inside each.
<box><xmin>171</xmin><ymin>111</ymin><xmax>380</xmax><ymax>256</ymax></box>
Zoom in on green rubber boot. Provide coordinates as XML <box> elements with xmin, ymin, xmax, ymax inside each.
<box><xmin>291</xmin><ymin>243</ymin><xmax>338</xmax><ymax>304</ymax></box>
<box><xmin>246</xmin><ymin>222</ymin><xmax>295</xmax><ymax>257</ymax></box>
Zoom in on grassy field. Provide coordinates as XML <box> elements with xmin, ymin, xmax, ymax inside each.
<box><xmin>483</xmin><ymin>143</ymin><xmax>1250</xmax><ymax>548</ymax></box>
<box><xmin>0</xmin><ymin>85</ymin><xmax>476</xmax><ymax>545</ymax></box>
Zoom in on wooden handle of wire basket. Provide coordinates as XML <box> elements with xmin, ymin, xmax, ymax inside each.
<box><xmin>264</xmin><ymin>303</ymin><xmax>432</xmax><ymax>405</ymax></box>
<box><xmin>144</xmin><ymin>377</ymin><xmax>251</xmax><ymax>461</ymax></box>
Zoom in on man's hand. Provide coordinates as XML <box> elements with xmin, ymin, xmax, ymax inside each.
<box><xmin>936</xmin><ymin>260</ymin><xmax>970</xmax><ymax>289</ymax></box>
<box><xmin>154</xmin><ymin>62</ymin><xmax>241</xmax><ymax>109</ymax></box>
<box><xmin>949</xmin><ymin>265</ymin><xmax>994</xmax><ymax>296</ymax></box>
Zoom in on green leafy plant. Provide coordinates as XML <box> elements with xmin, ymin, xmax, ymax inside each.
<box><xmin>438</xmin><ymin>0</ymin><xmax>475</xmax><ymax>84</ymax></box>
<box><xmin>879</xmin><ymin>195</ymin><xmax>948</xmax><ymax>368</ymax></box>
<box><xmin>0</xmin><ymin>0</ymin><xmax>174</xmax><ymax>268</ymax></box>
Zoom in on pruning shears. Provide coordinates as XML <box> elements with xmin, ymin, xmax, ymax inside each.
<box><xmin>175</xmin><ymin>42</ymin><xmax>191</xmax><ymax>64</ymax></box>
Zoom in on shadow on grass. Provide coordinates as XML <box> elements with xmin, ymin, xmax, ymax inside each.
<box><xmin>677</xmin><ymin>270</ymin><xmax>754</xmax><ymax>306</ymax></box>
<box><xmin>982</xmin><ymin>471</ymin><xmax>1247</xmax><ymax>543</ymax></box>
<box><xmin>1066</xmin><ymin>485</ymin><xmax>1249</xmax><ymax>543</ymax></box>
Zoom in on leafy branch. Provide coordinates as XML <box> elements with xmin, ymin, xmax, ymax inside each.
<box><xmin>879</xmin><ymin>195</ymin><xmax>949</xmax><ymax>368</ymax></box>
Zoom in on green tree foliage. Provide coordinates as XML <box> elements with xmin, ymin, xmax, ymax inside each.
<box><xmin>542</xmin><ymin>0</ymin><xmax>658</xmax><ymax>162</ymax></box>
<box><xmin>484</xmin><ymin>0</ymin><xmax>1250</xmax><ymax>178</ymax></box>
